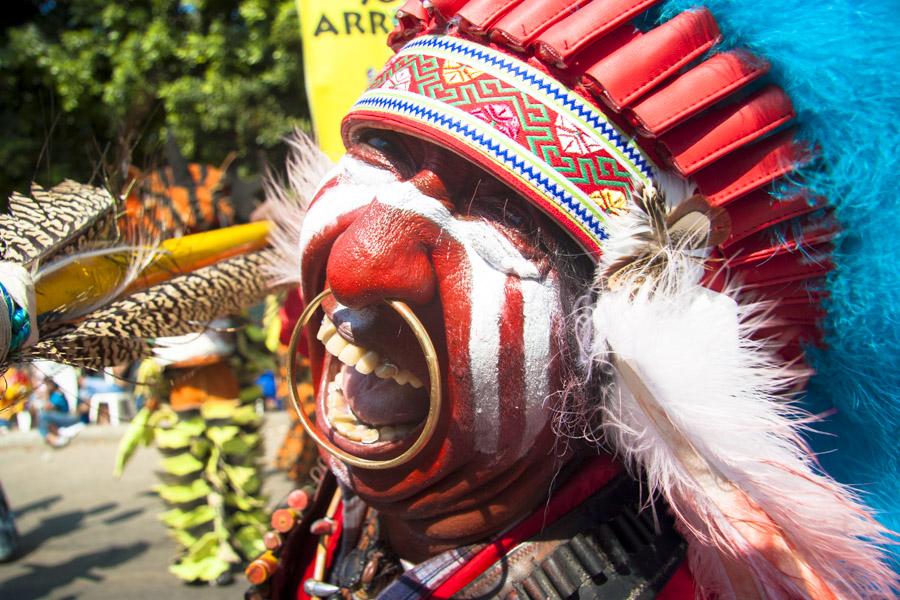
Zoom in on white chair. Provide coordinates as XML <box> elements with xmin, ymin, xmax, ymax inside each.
<box><xmin>88</xmin><ymin>392</ymin><xmax>134</xmax><ymax>425</ymax></box>
<box><xmin>15</xmin><ymin>410</ymin><xmax>31</xmax><ymax>432</ymax></box>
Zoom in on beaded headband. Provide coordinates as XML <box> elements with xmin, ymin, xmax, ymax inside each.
<box><xmin>343</xmin><ymin>34</ymin><xmax>655</xmax><ymax>257</ymax></box>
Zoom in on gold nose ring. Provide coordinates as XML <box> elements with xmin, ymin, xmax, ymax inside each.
<box><xmin>286</xmin><ymin>288</ymin><xmax>442</xmax><ymax>470</ymax></box>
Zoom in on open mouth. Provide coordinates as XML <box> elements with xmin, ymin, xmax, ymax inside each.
<box><xmin>316</xmin><ymin>314</ymin><xmax>429</xmax><ymax>448</ymax></box>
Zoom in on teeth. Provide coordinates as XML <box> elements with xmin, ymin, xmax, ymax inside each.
<box><xmin>316</xmin><ymin>318</ymin><xmax>337</xmax><ymax>342</ymax></box>
<box><xmin>355</xmin><ymin>352</ymin><xmax>380</xmax><ymax>375</ymax></box>
<box><xmin>338</xmin><ymin>344</ymin><xmax>365</xmax><ymax>366</ymax></box>
<box><xmin>325</xmin><ymin>333</ymin><xmax>347</xmax><ymax>357</ymax></box>
<box><xmin>324</xmin><ymin>373</ymin><xmax>420</xmax><ymax>445</ymax></box>
<box><xmin>375</xmin><ymin>363</ymin><xmax>398</xmax><ymax>379</ymax></box>
<box><xmin>332</xmin><ymin>419</ymin><xmax>356</xmax><ymax>437</ymax></box>
<box><xmin>319</xmin><ymin>315</ymin><xmax>425</xmax><ymax>388</ymax></box>
<box><xmin>358</xmin><ymin>427</ymin><xmax>379</xmax><ymax>444</ymax></box>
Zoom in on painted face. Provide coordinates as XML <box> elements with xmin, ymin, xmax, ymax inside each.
<box><xmin>298</xmin><ymin>130</ymin><xmax>591</xmax><ymax>559</ymax></box>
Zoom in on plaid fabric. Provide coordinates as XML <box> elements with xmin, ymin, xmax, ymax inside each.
<box><xmin>377</xmin><ymin>543</ymin><xmax>486</xmax><ymax>600</ymax></box>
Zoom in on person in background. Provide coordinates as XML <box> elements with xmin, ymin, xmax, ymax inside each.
<box><xmin>0</xmin><ymin>482</ymin><xmax>17</xmax><ymax>562</ymax></box>
<box><xmin>37</xmin><ymin>380</ymin><xmax>84</xmax><ymax>448</ymax></box>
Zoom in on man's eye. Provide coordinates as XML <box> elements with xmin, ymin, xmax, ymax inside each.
<box><xmin>358</xmin><ymin>130</ymin><xmax>417</xmax><ymax>177</ymax></box>
<box><xmin>364</xmin><ymin>134</ymin><xmax>394</xmax><ymax>153</ymax></box>
<box><xmin>469</xmin><ymin>196</ymin><xmax>535</xmax><ymax>230</ymax></box>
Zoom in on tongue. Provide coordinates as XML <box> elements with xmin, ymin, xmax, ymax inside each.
<box><xmin>341</xmin><ymin>365</ymin><xmax>428</xmax><ymax>426</ymax></box>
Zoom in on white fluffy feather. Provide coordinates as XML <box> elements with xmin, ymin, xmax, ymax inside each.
<box><xmin>589</xmin><ymin>261</ymin><xmax>898</xmax><ymax>598</ymax></box>
<box><xmin>262</xmin><ymin>130</ymin><xmax>332</xmax><ymax>285</ymax></box>
<box><xmin>600</xmin><ymin>169</ymin><xmax>697</xmax><ymax>274</ymax></box>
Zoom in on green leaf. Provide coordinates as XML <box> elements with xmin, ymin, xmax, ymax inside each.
<box><xmin>160</xmin><ymin>504</ymin><xmax>216</xmax><ymax>530</ymax></box>
<box><xmin>113</xmin><ymin>406</ymin><xmax>155</xmax><ymax>478</ymax></box>
<box><xmin>225</xmin><ymin>492</ymin><xmax>265</xmax><ymax>512</ymax></box>
<box><xmin>221</xmin><ymin>433</ymin><xmax>260</xmax><ymax>456</ymax></box>
<box><xmin>227</xmin><ymin>509</ymin><xmax>268</xmax><ymax>529</ymax></box>
<box><xmin>206</xmin><ymin>425</ymin><xmax>240</xmax><ymax>447</ymax></box>
<box><xmin>159</xmin><ymin>453</ymin><xmax>205</xmax><ymax>477</ymax></box>
<box><xmin>239</xmin><ymin>385</ymin><xmax>263</xmax><ymax>403</ymax></box>
<box><xmin>201</xmin><ymin>400</ymin><xmax>239</xmax><ymax>421</ymax></box>
<box><xmin>231</xmin><ymin>404</ymin><xmax>262</xmax><ymax>426</ymax></box>
<box><xmin>170</xmin><ymin>528</ymin><xmax>199</xmax><ymax>549</ymax></box>
<box><xmin>171</xmin><ymin>416</ymin><xmax>207</xmax><ymax>437</ymax></box>
<box><xmin>154</xmin><ymin>478</ymin><xmax>211</xmax><ymax>504</ymax></box>
<box><xmin>222</xmin><ymin>463</ymin><xmax>260</xmax><ymax>493</ymax></box>
<box><xmin>168</xmin><ymin>551</ymin><xmax>231</xmax><ymax>582</ymax></box>
<box><xmin>154</xmin><ymin>426</ymin><xmax>193</xmax><ymax>450</ymax></box>
<box><xmin>233</xmin><ymin>524</ymin><xmax>266</xmax><ymax>559</ymax></box>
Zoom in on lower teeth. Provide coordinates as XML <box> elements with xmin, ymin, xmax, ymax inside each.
<box><xmin>325</xmin><ymin>384</ymin><xmax>415</xmax><ymax>444</ymax></box>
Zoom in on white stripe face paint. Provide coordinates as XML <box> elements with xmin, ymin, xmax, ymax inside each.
<box><xmin>521</xmin><ymin>274</ymin><xmax>560</xmax><ymax>443</ymax></box>
<box><xmin>301</xmin><ymin>155</ymin><xmax>559</xmax><ymax>455</ymax></box>
<box><xmin>298</xmin><ymin>157</ymin><xmax>399</xmax><ymax>261</ymax></box>
<box><xmin>465</xmin><ymin>247</ymin><xmax>505</xmax><ymax>453</ymax></box>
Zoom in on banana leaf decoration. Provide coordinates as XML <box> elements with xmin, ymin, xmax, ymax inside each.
<box><xmin>114</xmin><ymin>385</ymin><xmax>269</xmax><ymax>584</ymax></box>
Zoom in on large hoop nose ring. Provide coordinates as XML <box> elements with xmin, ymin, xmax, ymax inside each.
<box><xmin>286</xmin><ymin>289</ymin><xmax>441</xmax><ymax>470</ymax></box>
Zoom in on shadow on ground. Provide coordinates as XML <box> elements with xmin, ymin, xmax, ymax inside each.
<box><xmin>15</xmin><ymin>502</ymin><xmax>118</xmax><ymax>560</ymax></box>
<box><xmin>14</xmin><ymin>494</ymin><xmax>62</xmax><ymax>518</ymax></box>
<box><xmin>0</xmin><ymin>542</ymin><xmax>150</xmax><ymax>598</ymax></box>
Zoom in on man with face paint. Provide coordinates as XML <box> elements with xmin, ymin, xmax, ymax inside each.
<box><xmin>248</xmin><ymin>1</ymin><xmax>900</xmax><ymax>598</ymax></box>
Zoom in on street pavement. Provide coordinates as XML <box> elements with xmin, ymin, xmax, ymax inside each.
<box><xmin>0</xmin><ymin>410</ymin><xmax>295</xmax><ymax>599</ymax></box>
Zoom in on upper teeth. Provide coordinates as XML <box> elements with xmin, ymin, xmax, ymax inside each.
<box><xmin>316</xmin><ymin>315</ymin><xmax>424</xmax><ymax>388</ymax></box>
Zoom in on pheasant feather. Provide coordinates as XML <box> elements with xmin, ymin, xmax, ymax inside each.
<box><xmin>22</xmin><ymin>249</ymin><xmax>278</xmax><ymax>371</ymax></box>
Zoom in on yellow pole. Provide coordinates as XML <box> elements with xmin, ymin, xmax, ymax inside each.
<box><xmin>34</xmin><ymin>221</ymin><xmax>271</xmax><ymax>317</ymax></box>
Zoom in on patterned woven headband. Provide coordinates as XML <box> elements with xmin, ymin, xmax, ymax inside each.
<box><xmin>342</xmin><ymin>35</ymin><xmax>657</xmax><ymax>258</ymax></box>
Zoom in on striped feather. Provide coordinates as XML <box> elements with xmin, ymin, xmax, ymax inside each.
<box><xmin>20</xmin><ymin>249</ymin><xmax>279</xmax><ymax>371</ymax></box>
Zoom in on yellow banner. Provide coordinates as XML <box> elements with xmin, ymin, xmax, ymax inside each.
<box><xmin>297</xmin><ymin>0</ymin><xmax>403</xmax><ymax>161</ymax></box>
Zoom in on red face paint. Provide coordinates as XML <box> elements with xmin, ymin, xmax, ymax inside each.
<box><xmin>299</xmin><ymin>133</ymin><xmax>583</xmax><ymax>560</ymax></box>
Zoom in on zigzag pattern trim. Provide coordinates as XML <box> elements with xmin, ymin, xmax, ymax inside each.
<box><xmin>398</xmin><ymin>36</ymin><xmax>654</xmax><ymax>182</ymax></box>
<box><xmin>353</xmin><ymin>90</ymin><xmax>611</xmax><ymax>251</ymax></box>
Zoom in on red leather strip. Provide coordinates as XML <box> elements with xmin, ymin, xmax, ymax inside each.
<box><xmin>630</xmin><ymin>50</ymin><xmax>770</xmax><ymax>137</ymax></box>
<box><xmin>567</xmin><ymin>25</ymin><xmax>641</xmax><ymax>78</ymax></box>
<box><xmin>723</xmin><ymin>189</ymin><xmax>825</xmax><ymax>248</ymax></box>
<box><xmin>731</xmin><ymin>244</ymin><xmax>833</xmax><ymax>288</ymax></box>
<box><xmin>659</xmin><ymin>85</ymin><xmax>794</xmax><ymax>175</ymax></box>
<box><xmin>584</xmin><ymin>9</ymin><xmax>721</xmax><ymax>111</ymax></box>
<box><xmin>399</xmin><ymin>0</ymin><xmax>429</xmax><ymax>21</ymax></box>
<box><xmin>694</xmin><ymin>130</ymin><xmax>808</xmax><ymax>207</ymax></box>
<box><xmin>389</xmin><ymin>0</ymin><xmax>431</xmax><ymax>50</ymax></box>
<box><xmin>490</xmin><ymin>0</ymin><xmax>591</xmax><ymax>52</ymax></box>
<box><xmin>726</xmin><ymin>220</ymin><xmax>838</xmax><ymax>267</ymax></box>
<box><xmin>429</xmin><ymin>0</ymin><xmax>470</xmax><ymax>20</ymax></box>
<box><xmin>458</xmin><ymin>0</ymin><xmax>524</xmax><ymax>35</ymax></box>
<box><xmin>745</xmin><ymin>279</ymin><xmax>829</xmax><ymax>304</ymax></box>
<box><xmin>534</xmin><ymin>0</ymin><xmax>660</xmax><ymax>68</ymax></box>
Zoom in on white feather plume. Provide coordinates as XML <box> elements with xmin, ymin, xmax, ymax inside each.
<box><xmin>261</xmin><ymin>130</ymin><xmax>332</xmax><ymax>285</ymax></box>
<box><xmin>589</xmin><ymin>256</ymin><xmax>898</xmax><ymax>598</ymax></box>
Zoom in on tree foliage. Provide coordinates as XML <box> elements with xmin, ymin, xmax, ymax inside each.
<box><xmin>0</xmin><ymin>0</ymin><xmax>309</xmax><ymax>194</ymax></box>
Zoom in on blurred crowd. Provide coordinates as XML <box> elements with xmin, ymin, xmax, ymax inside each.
<box><xmin>0</xmin><ymin>358</ymin><xmax>283</xmax><ymax>449</ymax></box>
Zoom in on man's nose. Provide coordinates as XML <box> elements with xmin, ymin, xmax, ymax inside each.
<box><xmin>326</xmin><ymin>200</ymin><xmax>437</xmax><ymax>308</ymax></box>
